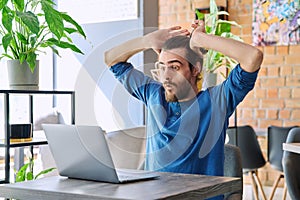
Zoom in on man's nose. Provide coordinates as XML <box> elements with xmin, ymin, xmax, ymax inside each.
<box><xmin>161</xmin><ymin>67</ymin><xmax>174</xmax><ymax>78</ymax></box>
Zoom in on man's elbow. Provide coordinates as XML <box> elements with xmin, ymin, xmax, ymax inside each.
<box><xmin>251</xmin><ymin>48</ymin><xmax>263</xmax><ymax>71</ymax></box>
<box><xmin>104</xmin><ymin>51</ymin><xmax>113</xmax><ymax>67</ymax></box>
<box><xmin>242</xmin><ymin>48</ymin><xmax>264</xmax><ymax>72</ymax></box>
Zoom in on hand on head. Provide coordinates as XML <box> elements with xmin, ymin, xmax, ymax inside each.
<box><xmin>190</xmin><ymin>20</ymin><xmax>207</xmax><ymax>56</ymax></box>
<box><xmin>145</xmin><ymin>26</ymin><xmax>190</xmax><ymax>54</ymax></box>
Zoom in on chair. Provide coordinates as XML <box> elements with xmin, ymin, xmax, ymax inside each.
<box><xmin>267</xmin><ymin>125</ymin><xmax>298</xmax><ymax>200</ymax></box>
<box><xmin>106</xmin><ymin>126</ymin><xmax>146</xmax><ymax>170</ymax></box>
<box><xmin>226</xmin><ymin>125</ymin><xmax>267</xmax><ymax>200</ymax></box>
<box><xmin>282</xmin><ymin>128</ymin><xmax>300</xmax><ymax>200</ymax></box>
<box><xmin>224</xmin><ymin>144</ymin><xmax>243</xmax><ymax>200</ymax></box>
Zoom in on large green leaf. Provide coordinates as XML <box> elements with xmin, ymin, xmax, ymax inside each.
<box><xmin>16</xmin><ymin>31</ymin><xmax>28</xmax><ymax>44</ymax></box>
<box><xmin>2</xmin><ymin>33</ymin><xmax>12</xmax><ymax>52</ymax></box>
<box><xmin>2</xmin><ymin>6</ymin><xmax>13</xmax><ymax>32</ymax></box>
<box><xmin>26</xmin><ymin>51</ymin><xmax>37</xmax><ymax>72</ymax></box>
<box><xmin>61</xmin><ymin>12</ymin><xmax>86</xmax><ymax>38</ymax></box>
<box><xmin>41</xmin><ymin>1</ymin><xmax>64</xmax><ymax>39</ymax></box>
<box><xmin>46</xmin><ymin>38</ymin><xmax>84</xmax><ymax>54</ymax></box>
<box><xmin>0</xmin><ymin>0</ymin><xmax>9</xmax><ymax>10</ymax></box>
<box><xmin>17</xmin><ymin>11</ymin><xmax>40</xmax><ymax>34</ymax></box>
<box><xmin>13</xmin><ymin>0</ymin><xmax>24</xmax><ymax>11</ymax></box>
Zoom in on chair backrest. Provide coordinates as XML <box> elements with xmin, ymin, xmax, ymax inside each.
<box><xmin>267</xmin><ymin>125</ymin><xmax>298</xmax><ymax>172</ymax></box>
<box><xmin>282</xmin><ymin>128</ymin><xmax>300</xmax><ymax>200</ymax></box>
<box><xmin>106</xmin><ymin>126</ymin><xmax>146</xmax><ymax>169</ymax></box>
<box><xmin>226</xmin><ymin>125</ymin><xmax>266</xmax><ymax>170</ymax></box>
<box><xmin>224</xmin><ymin>144</ymin><xmax>243</xmax><ymax>200</ymax></box>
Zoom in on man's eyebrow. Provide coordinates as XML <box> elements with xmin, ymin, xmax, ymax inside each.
<box><xmin>157</xmin><ymin>59</ymin><xmax>183</xmax><ymax>66</ymax></box>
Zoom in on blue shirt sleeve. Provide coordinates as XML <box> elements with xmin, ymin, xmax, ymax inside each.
<box><xmin>109</xmin><ymin>62</ymin><xmax>159</xmax><ymax>105</ymax></box>
<box><xmin>223</xmin><ymin>64</ymin><xmax>259</xmax><ymax>116</ymax></box>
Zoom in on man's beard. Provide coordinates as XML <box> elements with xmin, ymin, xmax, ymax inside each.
<box><xmin>163</xmin><ymin>80</ymin><xmax>194</xmax><ymax>102</ymax></box>
<box><xmin>165</xmin><ymin>91</ymin><xmax>178</xmax><ymax>102</ymax></box>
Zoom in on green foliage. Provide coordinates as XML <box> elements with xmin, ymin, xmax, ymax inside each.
<box><xmin>15</xmin><ymin>151</ymin><xmax>56</xmax><ymax>182</ymax></box>
<box><xmin>195</xmin><ymin>0</ymin><xmax>242</xmax><ymax>75</ymax></box>
<box><xmin>0</xmin><ymin>0</ymin><xmax>86</xmax><ymax>73</ymax></box>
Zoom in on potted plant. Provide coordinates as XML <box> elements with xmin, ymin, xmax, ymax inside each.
<box><xmin>15</xmin><ymin>150</ymin><xmax>56</xmax><ymax>182</ymax></box>
<box><xmin>0</xmin><ymin>0</ymin><xmax>86</xmax><ymax>89</ymax></box>
<box><xmin>195</xmin><ymin>0</ymin><xmax>242</xmax><ymax>88</ymax></box>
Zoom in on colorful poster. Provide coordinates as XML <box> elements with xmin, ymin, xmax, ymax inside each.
<box><xmin>253</xmin><ymin>0</ymin><xmax>300</xmax><ymax>46</ymax></box>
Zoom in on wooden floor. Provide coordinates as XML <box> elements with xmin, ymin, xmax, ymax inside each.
<box><xmin>243</xmin><ymin>184</ymin><xmax>291</xmax><ymax>200</ymax></box>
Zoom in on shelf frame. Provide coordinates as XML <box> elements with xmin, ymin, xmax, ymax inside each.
<box><xmin>0</xmin><ymin>89</ymin><xmax>75</xmax><ymax>183</ymax></box>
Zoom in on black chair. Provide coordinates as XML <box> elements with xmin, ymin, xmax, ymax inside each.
<box><xmin>282</xmin><ymin>127</ymin><xmax>300</xmax><ymax>200</ymax></box>
<box><xmin>224</xmin><ymin>144</ymin><xmax>243</xmax><ymax>200</ymax></box>
<box><xmin>267</xmin><ymin>125</ymin><xmax>298</xmax><ymax>200</ymax></box>
<box><xmin>227</xmin><ymin>125</ymin><xmax>267</xmax><ymax>200</ymax></box>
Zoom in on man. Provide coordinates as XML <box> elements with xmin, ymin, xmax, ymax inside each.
<box><xmin>105</xmin><ymin>20</ymin><xmax>263</xmax><ymax>181</ymax></box>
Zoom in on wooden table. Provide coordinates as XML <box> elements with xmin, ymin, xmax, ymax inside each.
<box><xmin>283</xmin><ymin>143</ymin><xmax>300</xmax><ymax>154</ymax></box>
<box><xmin>0</xmin><ymin>172</ymin><xmax>241</xmax><ymax>200</ymax></box>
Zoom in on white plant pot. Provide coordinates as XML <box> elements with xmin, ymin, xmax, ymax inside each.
<box><xmin>7</xmin><ymin>60</ymin><xmax>39</xmax><ymax>90</ymax></box>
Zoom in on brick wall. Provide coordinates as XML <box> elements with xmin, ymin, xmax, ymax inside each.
<box><xmin>158</xmin><ymin>0</ymin><xmax>300</xmax><ymax>186</ymax></box>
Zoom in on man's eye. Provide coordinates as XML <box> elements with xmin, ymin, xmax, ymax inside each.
<box><xmin>170</xmin><ymin>65</ymin><xmax>179</xmax><ymax>71</ymax></box>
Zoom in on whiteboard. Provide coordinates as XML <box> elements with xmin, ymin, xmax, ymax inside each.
<box><xmin>58</xmin><ymin>0</ymin><xmax>138</xmax><ymax>24</ymax></box>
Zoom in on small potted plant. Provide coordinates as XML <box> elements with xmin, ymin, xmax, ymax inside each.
<box><xmin>195</xmin><ymin>0</ymin><xmax>242</xmax><ymax>88</ymax></box>
<box><xmin>0</xmin><ymin>0</ymin><xmax>86</xmax><ymax>89</ymax></box>
<box><xmin>15</xmin><ymin>150</ymin><xmax>56</xmax><ymax>182</ymax></box>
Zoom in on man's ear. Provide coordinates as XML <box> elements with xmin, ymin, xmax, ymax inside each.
<box><xmin>192</xmin><ymin>61</ymin><xmax>201</xmax><ymax>77</ymax></box>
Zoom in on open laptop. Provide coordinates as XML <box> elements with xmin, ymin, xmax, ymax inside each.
<box><xmin>42</xmin><ymin>124</ymin><xmax>159</xmax><ymax>183</ymax></box>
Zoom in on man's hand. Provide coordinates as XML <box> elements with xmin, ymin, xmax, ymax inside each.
<box><xmin>190</xmin><ymin>20</ymin><xmax>207</xmax><ymax>55</ymax></box>
<box><xmin>145</xmin><ymin>26</ymin><xmax>190</xmax><ymax>54</ymax></box>
<box><xmin>105</xmin><ymin>26</ymin><xmax>189</xmax><ymax>66</ymax></box>
<box><xmin>189</xmin><ymin>20</ymin><xmax>263</xmax><ymax>73</ymax></box>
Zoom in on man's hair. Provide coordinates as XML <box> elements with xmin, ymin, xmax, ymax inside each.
<box><xmin>161</xmin><ymin>35</ymin><xmax>203</xmax><ymax>72</ymax></box>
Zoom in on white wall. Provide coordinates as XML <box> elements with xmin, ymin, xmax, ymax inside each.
<box><xmin>55</xmin><ymin>1</ymin><xmax>150</xmax><ymax>132</ymax></box>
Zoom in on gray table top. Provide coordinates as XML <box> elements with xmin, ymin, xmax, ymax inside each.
<box><xmin>0</xmin><ymin>172</ymin><xmax>241</xmax><ymax>200</ymax></box>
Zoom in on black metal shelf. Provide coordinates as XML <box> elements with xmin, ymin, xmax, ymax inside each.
<box><xmin>0</xmin><ymin>138</ymin><xmax>48</xmax><ymax>148</ymax></box>
<box><xmin>0</xmin><ymin>89</ymin><xmax>75</xmax><ymax>183</ymax></box>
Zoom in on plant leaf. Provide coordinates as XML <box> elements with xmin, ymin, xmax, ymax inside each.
<box><xmin>46</xmin><ymin>38</ymin><xmax>84</xmax><ymax>54</ymax></box>
<box><xmin>15</xmin><ymin>163</ymin><xmax>29</xmax><ymax>182</ymax></box>
<box><xmin>2</xmin><ymin>33</ymin><xmax>12</xmax><ymax>52</ymax></box>
<box><xmin>2</xmin><ymin>6</ymin><xmax>13</xmax><ymax>32</ymax></box>
<box><xmin>26</xmin><ymin>51</ymin><xmax>37</xmax><ymax>72</ymax></box>
<box><xmin>64</xmin><ymin>27</ymin><xmax>78</xmax><ymax>34</ymax></box>
<box><xmin>26</xmin><ymin>171</ymin><xmax>34</xmax><ymax>181</ymax></box>
<box><xmin>217</xmin><ymin>11</ymin><xmax>229</xmax><ymax>16</ymax></box>
<box><xmin>19</xmin><ymin>52</ymin><xmax>26</xmax><ymax>63</ymax></box>
<box><xmin>0</xmin><ymin>0</ymin><xmax>9</xmax><ymax>10</ymax></box>
<box><xmin>41</xmin><ymin>1</ymin><xmax>64</xmax><ymax>39</ymax></box>
<box><xmin>13</xmin><ymin>0</ymin><xmax>24</xmax><ymax>11</ymax></box>
<box><xmin>35</xmin><ymin>167</ymin><xmax>56</xmax><ymax>180</ymax></box>
<box><xmin>195</xmin><ymin>9</ymin><xmax>205</xmax><ymax>20</ymax></box>
<box><xmin>0</xmin><ymin>53</ymin><xmax>14</xmax><ymax>59</ymax></box>
<box><xmin>17</xmin><ymin>11</ymin><xmax>40</xmax><ymax>34</ymax></box>
<box><xmin>61</xmin><ymin>12</ymin><xmax>86</xmax><ymax>38</ymax></box>
<box><xmin>16</xmin><ymin>32</ymin><xmax>28</xmax><ymax>44</ymax></box>
<box><xmin>217</xmin><ymin>19</ymin><xmax>241</xmax><ymax>28</ymax></box>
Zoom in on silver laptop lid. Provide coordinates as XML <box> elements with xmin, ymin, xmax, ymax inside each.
<box><xmin>42</xmin><ymin>124</ymin><xmax>120</xmax><ymax>183</ymax></box>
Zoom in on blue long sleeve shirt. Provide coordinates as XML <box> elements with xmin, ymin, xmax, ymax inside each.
<box><xmin>110</xmin><ymin>61</ymin><xmax>258</xmax><ymax>176</ymax></box>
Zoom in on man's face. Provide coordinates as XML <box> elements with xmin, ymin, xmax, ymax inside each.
<box><xmin>157</xmin><ymin>48</ymin><xmax>198</xmax><ymax>102</ymax></box>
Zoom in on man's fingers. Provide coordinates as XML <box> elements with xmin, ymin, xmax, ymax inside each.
<box><xmin>170</xmin><ymin>29</ymin><xmax>190</xmax><ymax>36</ymax></box>
<box><xmin>169</xmin><ymin>26</ymin><xmax>182</xmax><ymax>31</ymax></box>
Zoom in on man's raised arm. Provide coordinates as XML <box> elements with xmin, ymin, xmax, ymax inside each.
<box><xmin>104</xmin><ymin>26</ymin><xmax>189</xmax><ymax>67</ymax></box>
<box><xmin>190</xmin><ymin>20</ymin><xmax>263</xmax><ymax>73</ymax></box>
